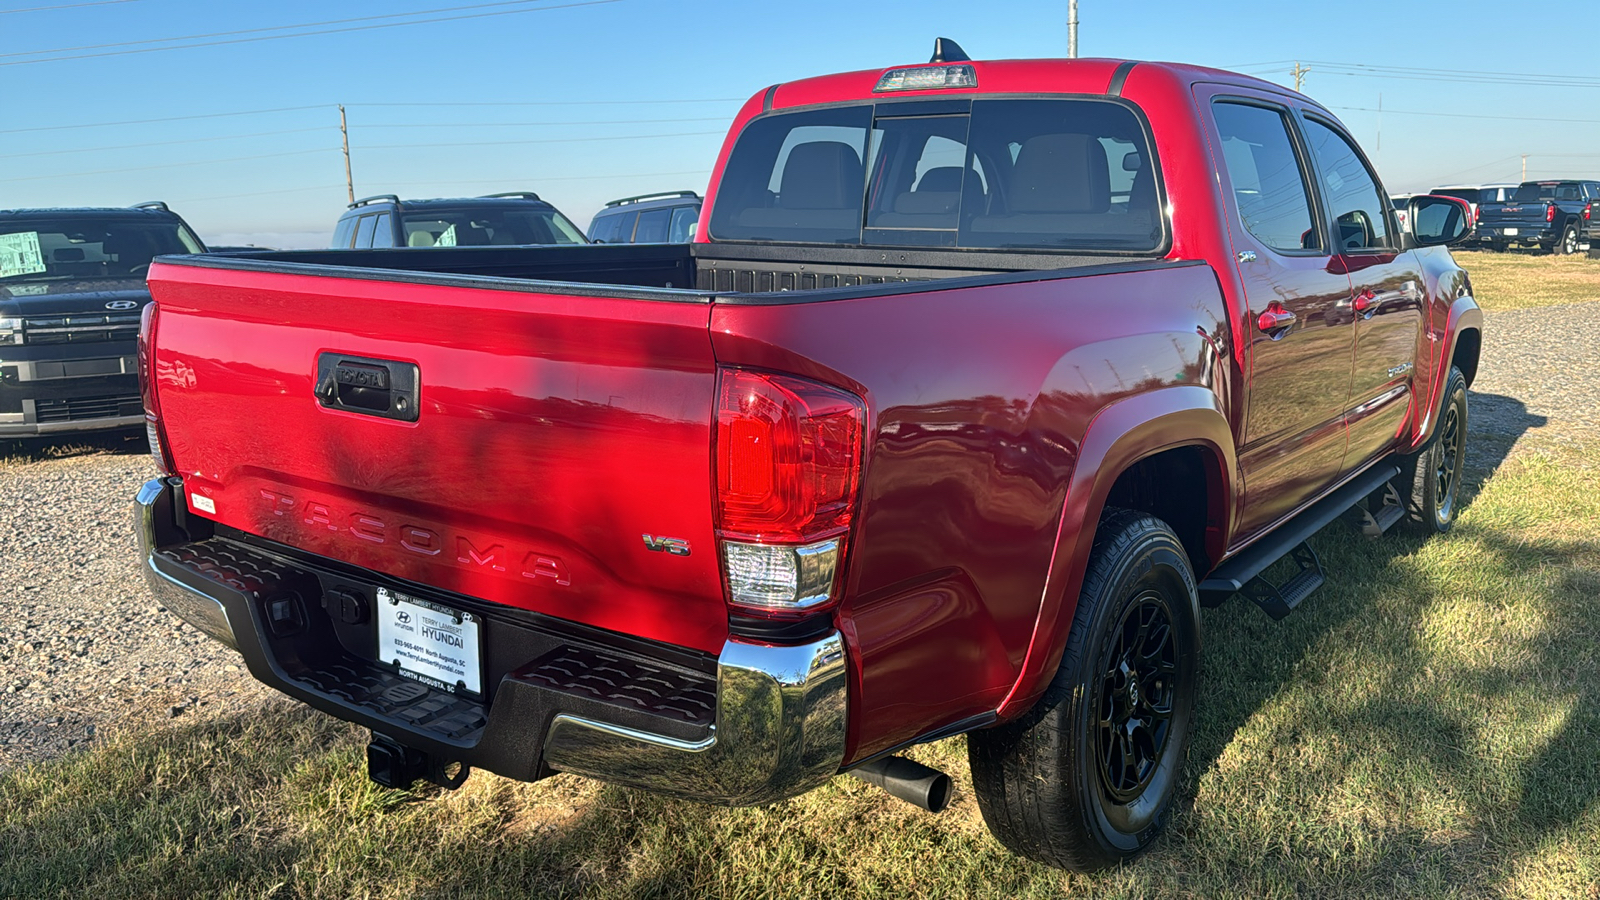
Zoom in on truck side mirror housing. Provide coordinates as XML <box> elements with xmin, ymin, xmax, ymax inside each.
<box><xmin>1409</xmin><ymin>195</ymin><xmax>1472</xmax><ymax>247</ymax></box>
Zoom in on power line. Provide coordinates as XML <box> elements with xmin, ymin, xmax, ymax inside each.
<box><xmin>355</xmin><ymin>117</ymin><xmax>729</xmax><ymax>128</ymax></box>
<box><xmin>0</xmin><ymin>105</ymin><xmax>326</xmax><ymax>135</ymax></box>
<box><xmin>0</xmin><ymin>0</ymin><xmax>139</xmax><ymax>14</ymax></box>
<box><xmin>0</xmin><ymin>0</ymin><xmax>622</xmax><ymax>67</ymax></box>
<box><xmin>1333</xmin><ymin>105</ymin><xmax>1600</xmax><ymax>126</ymax></box>
<box><xmin>358</xmin><ymin>130</ymin><xmax>723</xmax><ymax>150</ymax></box>
<box><xmin>2</xmin><ymin>0</ymin><xmax>557</xmax><ymax>59</ymax></box>
<box><xmin>0</xmin><ymin>148</ymin><xmax>336</xmax><ymax>183</ymax></box>
<box><xmin>357</xmin><ymin>98</ymin><xmax>744</xmax><ymax>107</ymax></box>
<box><xmin>380</xmin><ymin>169</ymin><xmax>709</xmax><ymax>187</ymax></box>
<box><xmin>0</xmin><ymin>127</ymin><xmax>328</xmax><ymax>160</ymax></box>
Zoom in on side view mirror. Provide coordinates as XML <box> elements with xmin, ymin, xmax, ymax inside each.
<box><xmin>1408</xmin><ymin>195</ymin><xmax>1472</xmax><ymax>247</ymax></box>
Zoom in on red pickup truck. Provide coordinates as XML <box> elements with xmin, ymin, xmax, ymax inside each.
<box><xmin>134</xmin><ymin>43</ymin><xmax>1480</xmax><ymax>870</ymax></box>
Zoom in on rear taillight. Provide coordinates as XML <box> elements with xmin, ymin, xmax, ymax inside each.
<box><xmin>138</xmin><ymin>302</ymin><xmax>176</xmax><ymax>476</ymax></box>
<box><xmin>1547</xmin><ymin>203</ymin><xmax>1557</xmax><ymax>223</ymax></box>
<box><xmin>1585</xmin><ymin>203</ymin><xmax>1592</xmax><ymax>222</ymax></box>
<box><xmin>714</xmin><ymin>368</ymin><xmax>865</xmax><ymax>616</ymax></box>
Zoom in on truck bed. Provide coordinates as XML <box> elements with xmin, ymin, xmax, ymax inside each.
<box><xmin>174</xmin><ymin>242</ymin><xmax>1159</xmax><ymax>303</ymax></box>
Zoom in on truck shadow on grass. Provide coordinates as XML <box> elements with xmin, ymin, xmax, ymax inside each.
<box><xmin>1166</xmin><ymin>390</ymin><xmax>1597</xmax><ymax>894</ymax></box>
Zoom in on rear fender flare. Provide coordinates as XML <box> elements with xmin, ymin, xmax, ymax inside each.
<box><xmin>996</xmin><ymin>385</ymin><xmax>1236</xmax><ymax>719</ymax></box>
<box><xmin>1411</xmin><ymin>295</ymin><xmax>1482</xmax><ymax>451</ymax></box>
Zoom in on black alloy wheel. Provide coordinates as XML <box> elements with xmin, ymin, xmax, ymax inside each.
<box><xmin>1433</xmin><ymin>399</ymin><xmax>1463</xmax><ymax>525</ymax></box>
<box><xmin>968</xmin><ymin>509</ymin><xmax>1200</xmax><ymax>872</ymax></box>
<box><xmin>1095</xmin><ymin>592</ymin><xmax>1178</xmax><ymax>812</ymax></box>
<box><xmin>1402</xmin><ymin>365</ymin><xmax>1469</xmax><ymax>534</ymax></box>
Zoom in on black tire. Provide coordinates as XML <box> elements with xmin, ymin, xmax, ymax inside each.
<box><xmin>1400</xmin><ymin>365</ymin><xmax>1468</xmax><ymax>533</ymax></box>
<box><xmin>968</xmin><ymin>509</ymin><xmax>1200</xmax><ymax>872</ymax></box>
<box><xmin>1558</xmin><ymin>222</ymin><xmax>1580</xmax><ymax>256</ymax></box>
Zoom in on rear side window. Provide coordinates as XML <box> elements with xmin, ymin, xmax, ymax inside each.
<box><xmin>370</xmin><ymin>213</ymin><xmax>395</xmax><ymax>248</ymax></box>
<box><xmin>634</xmin><ymin>207</ymin><xmax>671</xmax><ymax>243</ymax></box>
<box><xmin>590</xmin><ymin>211</ymin><xmax>636</xmax><ymax>243</ymax></box>
<box><xmin>1211</xmin><ymin>102</ymin><xmax>1320</xmax><ymax>253</ymax></box>
<box><xmin>708</xmin><ymin>99</ymin><xmax>1161</xmax><ymax>251</ymax></box>
<box><xmin>330</xmin><ymin>216</ymin><xmax>357</xmax><ymax>249</ymax></box>
<box><xmin>354</xmin><ymin>215</ymin><xmax>378</xmax><ymax>248</ymax></box>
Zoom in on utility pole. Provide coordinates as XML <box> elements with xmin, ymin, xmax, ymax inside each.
<box><xmin>1067</xmin><ymin>0</ymin><xmax>1078</xmax><ymax>58</ymax></box>
<box><xmin>339</xmin><ymin>104</ymin><xmax>354</xmax><ymax>205</ymax></box>
<box><xmin>1521</xmin><ymin>154</ymin><xmax>1528</xmax><ymax>181</ymax></box>
<box><xmin>1291</xmin><ymin>61</ymin><xmax>1308</xmax><ymax>92</ymax></box>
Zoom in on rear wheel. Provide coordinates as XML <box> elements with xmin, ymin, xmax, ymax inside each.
<box><xmin>1559</xmin><ymin>223</ymin><xmax>1580</xmax><ymax>256</ymax></box>
<box><xmin>969</xmin><ymin>509</ymin><xmax>1200</xmax><ymax>871</ymax></box>
<box><xmin>1401</xmin><ymin>365</ymin><xmax>1468</xmax><ymax>533</ymax></box>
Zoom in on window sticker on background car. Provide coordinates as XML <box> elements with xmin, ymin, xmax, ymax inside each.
<box><xmin>5</xmin><ymin>284</ymin><xmax>49</xmax><ymax>296</ymax></box>
<box><xmin>0</xmin><ymin>232</ymin><xmax>48</xmax><ymax>278</ymax></box>
<box><xmin>435</xmin><ymin>224</ymin><xmax>457</xmax><ymax>247</ymax></box>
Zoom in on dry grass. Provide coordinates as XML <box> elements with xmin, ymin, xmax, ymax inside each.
<box><xmin>1454</xmin><ymin>250</ymin><xmax>1600</xmax><ymax>311</ymax></box>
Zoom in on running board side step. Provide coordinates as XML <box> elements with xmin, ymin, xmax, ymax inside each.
<box><xmin>1199</xmin><ymin>462</ymin><xmax>1401</xmax><ymax>613</ymax></box>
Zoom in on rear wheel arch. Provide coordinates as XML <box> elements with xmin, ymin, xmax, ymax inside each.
<box><xmin>1451</xmin><ymin>326</ymin><xmax>1481</xmax><ymax>388</ymax></box>
<box><xmin>997</xmin><ymin>387</ymin><xmax>1237</xmax><ymax>719</ymax></box>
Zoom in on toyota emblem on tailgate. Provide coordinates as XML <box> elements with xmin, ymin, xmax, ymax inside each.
<box><xmin>105</xmin><ymin>300</ymin><xmax>138</xmax><ymax>310</ymax></box>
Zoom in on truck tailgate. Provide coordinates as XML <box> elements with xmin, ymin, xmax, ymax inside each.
<box><xmin>146</xmin><ymin>261</ymin><xmax>727</xmax><ymax>654</ymax></box>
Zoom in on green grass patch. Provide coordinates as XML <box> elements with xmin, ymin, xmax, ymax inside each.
<box><xmin>4</xmin><ymin>445</ymin><xmax>1598</xmax><ymax>898</ymax></box>
<box><xmin>1454</xmin><ymin>250</ymin><xmax>1600</xmax><ymax>311</ymax></box>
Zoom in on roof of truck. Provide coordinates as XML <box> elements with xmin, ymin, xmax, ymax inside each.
<box><xmin>763</xmin><ymin>57</ymin><xmax>1313</xmax><ymax>113</ymax></box>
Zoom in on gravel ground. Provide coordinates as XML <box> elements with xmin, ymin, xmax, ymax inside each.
<box><xmin>0</xmin><ymin>439</ymin><xmax>276</xmax><ymax>770</ymax></box>
<box><xmin>0</xmin><ymin>301</ymin><xmax>1593</xmax><ymax>771</ymax></box>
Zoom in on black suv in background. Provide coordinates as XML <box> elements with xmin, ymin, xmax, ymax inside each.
<box><xmin>330</xmin><ymin>193</ymin><xmax>589</xmax><ymax>249</ymax></box>
<box><xmin>587</xmin><ymin>191</ymin><xmax>702</xmax><ymax>243</ymax></box>
<box><xmin>0</xmin><ymin>203</ymin><xmax>206</xmax><ymax>437</ymax></box>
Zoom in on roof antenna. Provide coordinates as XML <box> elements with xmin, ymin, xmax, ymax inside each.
<box><xmin>930</xmin><ymin>38</ymin><xmax>970</xmax><ymax>64</ymax></box>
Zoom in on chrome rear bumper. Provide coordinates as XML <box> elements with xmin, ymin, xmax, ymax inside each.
<box><xmin>134</xmin><ymin>476</ymin><xmax>847</xmax><ymax>805</ymax></box>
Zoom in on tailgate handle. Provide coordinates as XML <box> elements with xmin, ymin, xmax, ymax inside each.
<box><xmin>315</xmin><ymin>353</ymin><xmax>420</xmax><ymax>422</ymax></box>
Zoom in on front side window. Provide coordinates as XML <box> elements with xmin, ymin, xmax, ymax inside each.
<box><xmin>668</xmin><ymin>206</ymin><xmax>699</xmax><ymax>242</ymax></box>
<box><xmin>0</xmin><ymin>218</ymin><xmax>203</xmax><ymax>282</ymax></box>
<box><xmin>1212</xmin><ymin>101</ymin><xmax>1320</xmax><ymax>253</ymax></box>
<box><xmin>1302</xmin><ymin>118</ymin><xmax>1391</xmax><ymax>251</ymax></box>
<box><xmin>708</xmin><ymin>99</ymin><xmax>1161</xmax><ymax>252</ymax></box>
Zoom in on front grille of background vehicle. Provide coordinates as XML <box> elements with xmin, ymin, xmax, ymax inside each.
<box><xmin>34</xmin><ymin>394</ymin><xmax>142</xmax><ymax>423</ymax></box>
<box><xmin>23</xmin><ymin>313</ymin><xmax>143</xmax><ymax>345</ymax></box>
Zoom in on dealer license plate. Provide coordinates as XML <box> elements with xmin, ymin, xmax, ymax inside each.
<box><xmin>376</xmin><ymin>587</ymin><xmax>482</xmax><ymax>695</ymax></box>
<box><xmin>1503</xmin><ymin>228</ymin><xmax>1519</xmax><ymax>236</ymax></box>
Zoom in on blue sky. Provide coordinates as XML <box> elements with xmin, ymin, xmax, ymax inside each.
<box><xmin>5</xmin><ymin>0</ymin><xmax>1599</xmax><ymax>247</ymax></box>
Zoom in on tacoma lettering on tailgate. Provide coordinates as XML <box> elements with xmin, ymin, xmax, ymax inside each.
<box><xmin>256</xmin><ymin>488</ymin><xmax>572</xmax><ymax>586</ymax></box>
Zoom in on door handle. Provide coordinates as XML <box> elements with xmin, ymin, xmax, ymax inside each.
<box><xmin>1353</xmin><ymin>290</ymin><xmax>1377</xmax><ymax>319</ymax></box>
<box><xmin>1256</xmin><ymin>304</ymin><xmax>1297</xmax><ymax>338</ymax></box>
<box><xmin>315</xmin><ymin>353</ymin><xmax>420</xmax><ymax>422</ymax></box>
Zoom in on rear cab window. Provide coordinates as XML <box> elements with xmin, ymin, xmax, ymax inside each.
<box><xmin>708</xmin><ymin>98</ymin><xmax>1165</xmax><ymax>252</ymax></box>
